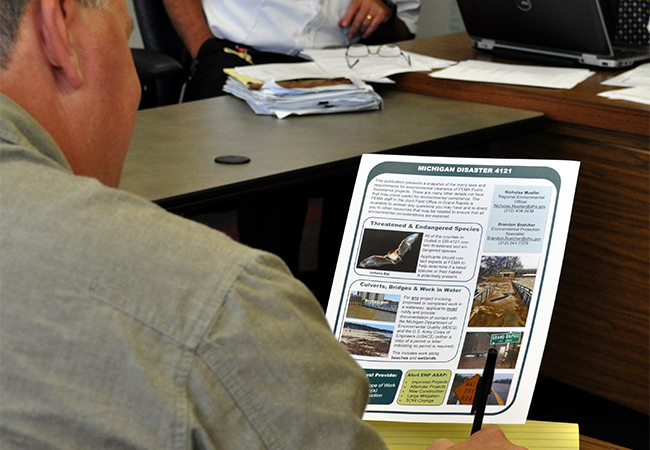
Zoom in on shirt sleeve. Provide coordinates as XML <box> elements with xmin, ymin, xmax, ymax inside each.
<box><xmin>393</xmin><ymin>0</ymin><xmax>421</xmax><ymax>35</ymax></box>
<box><xmin>187</xmin><ymin>251</ymin><xmax>388</xmax><ymax>449</ymax></box>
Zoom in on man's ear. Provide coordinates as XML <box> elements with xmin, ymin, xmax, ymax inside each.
<box><xmin>39</xmin><ymin>0</ymin><xmax>83</xmax><ymax>89</ymax></box>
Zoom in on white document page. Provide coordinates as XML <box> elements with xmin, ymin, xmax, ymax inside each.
<box><xmin>601</xmin><ymin>63</ymin><xmax>650</xmax><ymax>87</ymax></box>
<box><xmin>598</xmin><ymin>63</ymin><xmax>650</xmax><ymax>104</ymax></box>
<box><xmin>597</xmin><ymin>86</ymin><xmax>650</xmax><ymax>105</ymax></box>
<box><xmin>326</xmin><ymin>154</ymin><xmax>580</xmax><ymax>424</ymax></box>
<box><xmin>229</xmin><ymin>61</ymin><xmax>339</xmax><ymax>81</ymax></box>
<box><xmin>302</xmin><ymin>47</ymin><xmax>455</xmax><ymax>83</ymax></box>
<box><xmin>429</xmin><ymin>60</ymin><xmax>594</xmax><ymax>89</ymax></box>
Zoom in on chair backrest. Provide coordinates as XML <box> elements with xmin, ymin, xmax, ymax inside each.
<box><xmin>132</xmin><ymin>0</ymin><xmax>188</xmax><ymax>65</ymax></box>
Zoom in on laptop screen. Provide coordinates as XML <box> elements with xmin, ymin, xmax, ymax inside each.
<box><xmin>456</xmin><ymin>0</ymin><xmax>613</xmax><ymax>57</ymax></box>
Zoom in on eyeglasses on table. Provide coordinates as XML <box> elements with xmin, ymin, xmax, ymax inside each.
<box><xmin>345</xmin><ymin>44</ymin><xmax>412</xmax><ymax>68</ymax></box>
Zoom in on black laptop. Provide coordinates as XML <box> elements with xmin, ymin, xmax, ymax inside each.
<box><xmin>455</xmin><ymin>0</ymin><xmax>650</xmax><ymax>68</ymax></box>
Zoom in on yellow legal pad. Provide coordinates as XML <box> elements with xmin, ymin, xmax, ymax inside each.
<box><xmin>366</xmin><ymin>420</ymin><xmax>579</xmax><ymax>450</ymax></box>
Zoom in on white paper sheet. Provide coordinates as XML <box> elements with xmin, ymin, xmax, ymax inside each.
<box><xmin>429</xmin><ymin>60</ymin><xmax>594</xmax><ymax>89</ymax></box>
<box><xmin>326</xmin><ymin>154</ymin><xmax>580</xmax><ymax>424</ymax></box>
<box><xmin>601</xmin><ymin>63</ymin><xmax>650</xmax><ymax>88</ymax></box>
<box><xmin>229</xmin><ymin>61</ymin><xmax>339</xmax><ymax>81</ymax></box>
<box><xmin>597</xmin><ymin>86</ymin><xmax>650</xmax><ymax>105</ymax></box>
<box><xmin>302</xmin><ymin>47</ymin><xmax>456</xmax><ymax>83</ymax></box>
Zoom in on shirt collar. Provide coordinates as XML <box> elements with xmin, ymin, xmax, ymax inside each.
<box><xmin>0</xmin><ymin>94</ymin><xmax>74</xmax><ymax>174</ymax></box>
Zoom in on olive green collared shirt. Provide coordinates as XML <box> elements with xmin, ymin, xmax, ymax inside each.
<box><xmin>0</xmin><ymin>94</ymin><xmax>386</xmax><ymax>449</ymax></box>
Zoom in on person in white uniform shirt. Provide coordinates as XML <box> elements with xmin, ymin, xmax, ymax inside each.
<box><xmin>162</xmin><ymin>0</ymin><xmax>420</xmax><ymax>100</ymax></box>
<box><xmin>161</xmin><ymin>0</ymin><xmax>421</xmax><ymax>306</ymax></box>
<box><xmin>201</xmin><ymin>0</ymin><xmax>419</xmax><ymax>55</ymax></box>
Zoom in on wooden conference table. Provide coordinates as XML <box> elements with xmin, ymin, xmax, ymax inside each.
<box><xmin>121</xmin><ymin>90</ymin><xmax>543</xmax><ymax>214</ymax></box>
<box><xmin>394</xmin><ymin>33</ymin><xmax>649</xmax><ymax>417</ymax></box>
<box><xmin>581</xmin><ymin>435</ymin><xmax>632</xmax><ymax>450</ymax></box>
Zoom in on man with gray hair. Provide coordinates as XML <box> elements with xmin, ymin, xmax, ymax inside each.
<box><xmin>0</xmin><ymin>1</ymin><xmax>523</xmax><ymax>448</ymax></box>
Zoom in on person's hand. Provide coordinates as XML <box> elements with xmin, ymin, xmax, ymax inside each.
<box><xmin>427</xmin><ymin>426</ymin><xmax>527</xmax><ymax>450</ymax></box>
<box><xmin>338</xmin><ymin>0</ymin><xmax>393</xmax><ymax>40</ymax></box>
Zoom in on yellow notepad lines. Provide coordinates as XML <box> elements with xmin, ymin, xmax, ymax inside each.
<box><xmin>366</xmin><ymin>420</ymin><xmax>579</xmax><ymax>450</ymax></box>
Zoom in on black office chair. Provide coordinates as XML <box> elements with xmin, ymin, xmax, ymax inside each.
<box><xmin>130</xmin><ymin>0</ymin><xmax>190</xmax><ymax>109</ymax></box>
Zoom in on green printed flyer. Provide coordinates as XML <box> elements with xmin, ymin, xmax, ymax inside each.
<box><xmin>325</xmin><ymin>154</ymin><xmax>579</xmax><ymax>423</ymax></box>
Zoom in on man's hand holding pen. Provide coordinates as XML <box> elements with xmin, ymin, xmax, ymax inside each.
<box><xmin>427</xmin><ymin>426</ymin><xmax>527</xmax><ymax>450</ymax></box>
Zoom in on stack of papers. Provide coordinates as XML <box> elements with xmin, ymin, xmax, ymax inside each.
<box><xmin>598</xmin><ymin>63</ymin><xmax>650</xmax><ymax>105</ymax></box>
<box><xmin>223</xmin><ymin>62</ymin><xmax>383</xmax><ymax>118</ymax></box>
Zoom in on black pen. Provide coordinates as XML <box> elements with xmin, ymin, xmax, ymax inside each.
<box><xmin>471</xmin><ymin>348</ymin><xmax>498</xmax><ymax>434</ymax></box>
